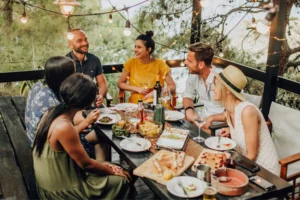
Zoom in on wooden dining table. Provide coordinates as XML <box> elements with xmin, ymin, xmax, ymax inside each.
<box><xmin>94</xmin><ymin>118</ymin><xmax>292</xmax><ymax>200</ymax></box>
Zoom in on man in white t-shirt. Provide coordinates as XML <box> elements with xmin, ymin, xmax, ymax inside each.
<box><xmin>183</xmin><ymin>42</ymin><xmax>224</xmax><ymax>124</ymax></box>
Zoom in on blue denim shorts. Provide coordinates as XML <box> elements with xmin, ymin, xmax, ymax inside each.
<box><xmin>80</xmin><ymin>130</ymin><xmax>95</xmax><ymax>159</ymax></box>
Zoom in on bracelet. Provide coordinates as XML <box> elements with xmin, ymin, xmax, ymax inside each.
<box><xmin>184</xmin><ymin>106</ymin><xmax>194</xmax><ymax>113</ymax></box>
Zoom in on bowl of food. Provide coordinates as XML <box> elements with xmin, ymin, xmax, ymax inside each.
<box><xmin>138</xmin><ymin>120</ymin><xmax>162</xmax><ymax>138</ymax></box>
<box><xmin>112</xmin><ymin>120</ymin><xmax>132</xmax><ymax>138</ymax></box>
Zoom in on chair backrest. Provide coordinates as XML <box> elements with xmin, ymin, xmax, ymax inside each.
<box><xmin>243</xmin><ymin>93</ymin><xmax>262</xmax><ymax>108</ymax></box>
<box><xmin>269</xmin><ymin>102</ymin><xmax>300</xmax><ymax>177</ymax></box>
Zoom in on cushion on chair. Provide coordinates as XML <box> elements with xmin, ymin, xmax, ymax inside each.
<box><xmin>243</xmin><ymin>93</ymin><xmax>262</xmax><ymax>108</ymax></box>
<box><xmin>269</xmin><ymin>102</ymin><xmax>300</xmax><ymax>178</ymax></box>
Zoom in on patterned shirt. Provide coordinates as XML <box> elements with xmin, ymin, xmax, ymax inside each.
<box><xmin>25</xmin><ymin>82</ymin><xmax>60</xmax><ymax>146</ymax></box>
<box><xmin>183</xmin><ymin>65</ymin><xmax>224</xmax><ymax>117</ymax></box>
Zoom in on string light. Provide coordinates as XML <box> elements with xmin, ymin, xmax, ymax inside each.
<box><xmin>20</xmin><ymin>1</ymin><xmax>27</xmax><ymax>23</ymax></box>
<box><xmin>53</xmin><ymin>0</ymin><xmax>81</xmax><ymax>17</ymax></box>
<box><xmin>180</xmin><ymin>60</ymin><xmax>185</xmax><ymax>67</ymax></box>
<box><xmin>21</xmin><ymin>10</ymin><xmax>27</xmax><ymax>23</ymax></box>
<box><xmin>108</xmin><ymin>13</ymin><xmax>113</xmax><ymax>23</ymax></box>
<box><xmin>66</xmin><ymin>17</ymin><xmax>73</xmax><ymax>40</ymax></box>
<box><xmin>219</xmin><ymin>49</ymin><xmax>224</xmax><ymax>57</ymax></box>
<box><xmin>124</xmin><ymin>20</ymin><xmax>131</xmax><ymax>36</ymax></box>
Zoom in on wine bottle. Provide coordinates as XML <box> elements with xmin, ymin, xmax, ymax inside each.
<box><xmin>136</xmin><ymin>99</ymin><xmax>144</xmax><ymax>129</ymax></box>
<box><xmin>153</xmin><ymin>74</ymin><xmax>162</xmax><ymax>106</ymax></box>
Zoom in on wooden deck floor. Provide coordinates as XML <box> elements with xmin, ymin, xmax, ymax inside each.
<box><xmin>111</xmin><ymin>149</ymin><xmax>159</xmax><ymax>200</ymax></box>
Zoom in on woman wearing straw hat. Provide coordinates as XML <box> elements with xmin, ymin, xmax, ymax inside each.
<box><xmin>210</xmin><ymin>65</ymin><xmax>280</xmax><ymax>175</ymax></box>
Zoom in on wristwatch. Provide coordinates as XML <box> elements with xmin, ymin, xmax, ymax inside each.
<box><xmin>184</xmin><ymin>106</ymin><xmax>194</xmax><ymax>113</ymax></box>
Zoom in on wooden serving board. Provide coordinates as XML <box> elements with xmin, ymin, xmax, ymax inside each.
<box><xmin>133</xmin><ymin>150</ymin><xmax>195</xmax><ymax>185</ymax></box>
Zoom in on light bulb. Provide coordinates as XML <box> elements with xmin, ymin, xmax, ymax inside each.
<box><xmin>108</xmin><ymin>13</ymin><xmax>113</xmax><ymax>23</ymax></box>
<box><xmin>256</xmin><ymin>20</ymin><xmax>270</xmax><ymax>35</ymax></box>
<box><xmin>67</xmin><ymin>32</ymin><xmax>74</xmax><ymax>40</ymax></box>
<box><xmin>124</xmin><ymin>28</ymin><xmax>131</xmax><ymax>36</ymax></box>
<box><xmin>21</xmin><ymin>16</ymin><xmax>27</xmax><ymax>24</ymax></box>
<box><xmin>200</xmin><ymin>0</ymin><xmax>209</xmax><ymax>8</ymax></box>
<box><xmin>180</xmin><ymin>61</ymin><xmax>185</xmax><ymax>67</ymax></box>
<box><xmin>62</xmin><ymin>5</ymin><xmax>74</xmax><ymax>14</ymax></box>
<box><xmin>219</xmin><ymin>52</ymin><xmax>224</xmax><ymax>57</ymax></box>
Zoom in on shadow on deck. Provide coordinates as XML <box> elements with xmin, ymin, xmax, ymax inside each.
<box><xmin>111</xmin><ymin>150</ymin><xmax>159</xmax><ymax>200</ymax></box>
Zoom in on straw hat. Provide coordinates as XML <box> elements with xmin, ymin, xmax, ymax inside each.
<box><xmin>215</xmin><ymin>65</ymin><xmax>247</xmax><ymax>101</ymax></box>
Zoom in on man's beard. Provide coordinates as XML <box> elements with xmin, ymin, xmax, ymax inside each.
<box><xmin>74</xmin><ymin>45</ymin><xmax>89</xmax><ymax>54</ymax></box>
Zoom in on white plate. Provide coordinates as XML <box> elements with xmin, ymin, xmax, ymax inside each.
<box><xmin>205</xmin><ymin>136</ymin><xmax>236</xmax><ymax>151</ymax></box>
<box><xmin>165</xmin><ymin>111</ymin><xmax>185</xmax><ymax>121</ymax></box>
<box><xmin>166</xmin><ymin>176</ymin><xmax>205</xmax><ymax>198</ymax></box>
<box><xmin>96</xmin><ymin>114</ymin><xmax>120</xmax><ymax>125</ymax></box>
<box><xmin>114</xmin><ymin>103</ymin><xmax>138</xmax><ymax>111</ymax></box>
<box><xmin>156</xmin><ymin>128</ymin><xmax>189</xmax><ymax>150</ymax></box>
<box><xmin>98</xmin><ymin>108</ymin><xmax>116</xmax><ymax>114</ymax></box>
<box><xmin>120</xmin><ymin>138</ymin><xmax>151</xmax><ymax>152</ymax></box>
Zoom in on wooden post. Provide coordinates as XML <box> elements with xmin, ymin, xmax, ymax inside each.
<box><xmin>190</xmin><ymin>0</ymin><xmax>202</xmax><ymax>44</ymax></box>
<box><xmin>262</xmin><ymin>0</ymin><xmax>287</xmax><ymax>120</ymax></box>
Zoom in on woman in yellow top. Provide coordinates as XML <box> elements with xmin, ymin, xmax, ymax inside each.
<box><xmin>118</xmin><ymin>31</ymin><xmax>176</xmax><ymax>104</ymax></box>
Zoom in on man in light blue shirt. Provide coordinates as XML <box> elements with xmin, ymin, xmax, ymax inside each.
<box><xmin>183</xmin><ymin>42</ymin><xmax>224</xmax><ymax>123</ymax></box>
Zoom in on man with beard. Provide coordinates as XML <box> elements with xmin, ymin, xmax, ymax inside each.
<box><xmin>182</xmin><ymin>42</ymin><xmax>224</xmax><ymax>123</ymax></box>
<box><xmin>66</xmin><ymin>28</ymin><xmax>108</xmax><ymax>106</ymax></box>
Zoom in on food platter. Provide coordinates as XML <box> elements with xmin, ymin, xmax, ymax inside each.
<box><xmin>192</xmin><ymin>148</ymin><xmax>226</xmax><ymax>172</ymax></box>
<box><xmin>96</xmin><ymin>113</ymin><xmax>120</xmax><ymax>125</ymax></box>
<box><xmin>156</xmin><ymin>127</ymin><xmax>189</xmax><ymax>150</ymax></box>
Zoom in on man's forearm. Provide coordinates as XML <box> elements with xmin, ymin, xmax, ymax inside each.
<box><xmin>183</xmin><ymin>97</ymin><xmax>194</xmax><ymax>109</ymax></box>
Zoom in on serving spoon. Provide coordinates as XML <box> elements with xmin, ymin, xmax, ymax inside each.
<box><xmin>219</xmin><ymin>168</ymin><xmax>232</xmax><ymax>182</ymax></box>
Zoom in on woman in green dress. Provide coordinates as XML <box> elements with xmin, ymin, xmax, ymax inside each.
<box><xmin>33</xmin><ymin>73</ymin><xmax>132</xmax><ymax>200</ymax></box>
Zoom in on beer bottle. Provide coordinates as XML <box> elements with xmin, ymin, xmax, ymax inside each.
<box><xmin>153</xmin><ymin>74</ymin><xmax>162</xmax><ymax>106</ymax></box>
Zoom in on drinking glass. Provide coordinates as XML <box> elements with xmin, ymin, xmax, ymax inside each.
<box><xmin>203</xmin><ymin>186</ymin><xmax>217</xmax><ymax>200</ymax></box>
<box><xmin>224</xmin><ymin>150</ymin><xmax>239</xmax><ymax>169</ymax></box>
<box><xmin>196</xmin><ymin>164</ymin><xmax>211</xmax><ymax>189</ymax></box>
<box><xmin>192</xmin><ymin>108</ymin><xmax>206</xmax><ymax>143</ymax></box>
<box><xmin>160</xmin><ymin>89</ymin><xmax>172</xmax><ymax>110</ymax></box>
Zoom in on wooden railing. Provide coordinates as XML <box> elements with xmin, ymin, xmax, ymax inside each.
<box><xmin>0</xmin><ymin>58</ymin><xmax>299</xmax><ymax>119</ymax></box>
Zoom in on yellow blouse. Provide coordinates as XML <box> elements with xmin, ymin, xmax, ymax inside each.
<box><xmin>124</xmin><ymin>57</ymin><xmax>170</xmax><ymax>104</ymax></box>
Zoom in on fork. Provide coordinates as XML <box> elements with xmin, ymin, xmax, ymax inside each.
<box><xmin>217</xmin><ymin>135</ymin><xmax>221</xmax><ymax>148</ymax></box>
<box><xmin>177</xmin><ymin>178</ymin><xmax>189</xmax><ymax>198</ymax></box>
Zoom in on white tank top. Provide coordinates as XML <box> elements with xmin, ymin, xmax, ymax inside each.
<box><xmin>227</xmin><ymin>101</ymin><xmax>280</xmax><ymax>176</ymax></box>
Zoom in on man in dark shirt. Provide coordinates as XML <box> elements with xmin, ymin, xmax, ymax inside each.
<box><xmin>66</xmin><ymin>28</ymin><xmax>108</xmax><ymax>106</ymax></box>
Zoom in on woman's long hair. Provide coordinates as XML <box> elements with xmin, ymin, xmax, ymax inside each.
<box><xmin>33</xmin><ymin>73</ymin><xmax>97</xmax><ymax>157</ymax></box>
<box><xmin>44</xmin><ymin>56</ymin><xmax>75</xmax><ymax>101</ymax></box>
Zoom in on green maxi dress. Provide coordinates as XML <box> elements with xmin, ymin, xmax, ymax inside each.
<box><xmin>33</xmin><ymin>141</ymin><xmax>130</xmax><ymax>200</ymax></box>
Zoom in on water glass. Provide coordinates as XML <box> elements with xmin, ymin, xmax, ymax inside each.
<box><xmin>196</xmin><ymin>164</ymin><xmax>211</xmax><ymax>188</ymax></box>
<box><xmin>193</xmin><ymin>108</ymin><xmax>207</xmax><ymax>143</ymax></box>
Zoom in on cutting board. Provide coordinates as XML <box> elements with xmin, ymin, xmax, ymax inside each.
<box><xmin>133</xmin><ymin>150</ymin><xmax>195</xmax><ymax>185</ymax></box>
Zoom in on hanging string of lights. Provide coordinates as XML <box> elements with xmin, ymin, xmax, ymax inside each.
<box><xmin>14</xmin><ymin>0</ymin><xmax>281</xmax><ymax>63</ymax></box>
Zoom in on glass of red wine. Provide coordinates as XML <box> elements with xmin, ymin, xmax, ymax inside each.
<box><xmin>224</xmin><ymin>150</ymin><xmax>239</xmax><ymax>169</ymax></box>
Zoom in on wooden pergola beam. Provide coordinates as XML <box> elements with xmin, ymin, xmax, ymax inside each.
<box><xmin>261</xmin><ymin>0</ymin><xmax>287</xmax><ymax>120</ymax></box>
<box><xmin>190</xmin><ymin>0</ymin><xmax>202</xmax><ymax>44</ymax></box>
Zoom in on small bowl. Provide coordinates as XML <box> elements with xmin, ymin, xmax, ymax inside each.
<box><xmin>211</xmin><ymin>168</ymin><xmax>249</xmax><ymax>196</ymax></box>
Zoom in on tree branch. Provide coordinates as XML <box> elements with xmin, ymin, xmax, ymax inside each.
<box><xmin>290</xmin><ymin>46</ymin><xmax>300</xmax><ymax>54</ymax></box>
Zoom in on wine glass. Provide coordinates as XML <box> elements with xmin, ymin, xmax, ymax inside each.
<box><xmin>192</xmin><ymin>108</ymin><xmax>206</xmax><ymax>143</ymax></box>
<box><xmin>160</xmin><ymin>88</ymin><xmax>172</xmax><ymax>110</ymax></box>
